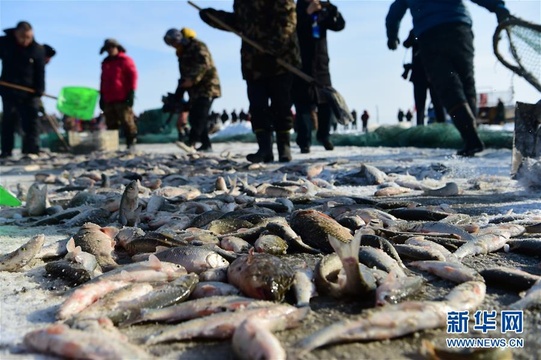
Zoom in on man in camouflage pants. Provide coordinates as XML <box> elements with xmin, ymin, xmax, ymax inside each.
<box><xmin>164</xmin><ymin>27</ymin><xmax>221</xmax><ymax>152</ymax></box>
<box><xmin>200</xmin><ymin>0</ymin><xmax>301</xmax><ymax>163</ymax></box>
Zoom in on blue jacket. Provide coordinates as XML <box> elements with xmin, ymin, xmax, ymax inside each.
<box><xmin>386</xmin><ymin>0</ymin><xmax>509</xmax><ymax>41</ymax></box>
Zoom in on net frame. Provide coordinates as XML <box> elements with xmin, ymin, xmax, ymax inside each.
<box><xmin>493</xmin><ymin>16</ymin><xmax>541</xmax><ymax>92</ymax></box>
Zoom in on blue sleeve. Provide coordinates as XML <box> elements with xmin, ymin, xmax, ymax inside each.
<box><xmin>386</xmin><ymin>0</ymin><xmax>409</xmax><ymax>42</ymax></box>
<box><xmin>471</xmin><ymin>0</ymin><xmax>508</xmax><ymax>13</ymax></box>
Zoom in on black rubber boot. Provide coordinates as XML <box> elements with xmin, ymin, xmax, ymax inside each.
<box><xmin>450</xmin><ymin>103</ymin><xmax>484</xmax><ymax>157</ymax></box>
<box><xmin>126</xmin><ymin>135</ymin><xmax>137</xmax><ymax>152</ymax></box>
<box><xmin>276</xmin><ymin>131</ymin><xmax>292</xmax><ymax>162</ymax></box>
<box><xmin>247</xmin><ymin>131</ymin><xmax>274</xmax><ymax>163</ymax></box>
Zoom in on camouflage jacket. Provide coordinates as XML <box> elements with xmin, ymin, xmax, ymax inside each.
<box><xmin>177</xmin><ymin>38</ymin><xmax>221</xmax><ymax>100</ymax></box>
<box><xmin>203</xmin><ymin>0</ymin><xmax>301</xmax><ymax>81</ymax></box>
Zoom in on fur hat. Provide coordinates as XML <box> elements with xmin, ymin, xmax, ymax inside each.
<box><xmin>99</xmin><ymin>38</ymin><xmax>126</xmax><ymax>54</ymax></box>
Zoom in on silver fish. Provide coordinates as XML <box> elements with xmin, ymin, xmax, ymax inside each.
<box><xmin>25</xmin><ymin>183</ymin><xmax>48</xmax><ymax>216</ymax></box>
<box><xmin>409</xmin><ymin>260</ymin><xmax>482</xmax><ymax>283</ymax></box>
<box><xmin>508</xmin><ymin>278</ymin><xmax>541</xmax><ymax>310</ymax></box>
<box><xmin>154</xmin><ymin>246</ymin><xmax>229</xmax><ymax>274</ymax></box>
<box><xmin>119</xmin><ymin>180</ymin><xmax>142</xmax><ymax>226</ymax></box>
<box><xmin>0</xmin><ymin>234</ymin><xmax>45</xmax><ymax>272</ymax></box>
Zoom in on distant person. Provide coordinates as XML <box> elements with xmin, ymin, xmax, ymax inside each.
<box><xmin>231</xmin><ymin>109</ymin><xmax>238</xmax><ymax>123</ymax></box>
<box><xmin>220</xmin><ymin>109</ymin><xmax>229</xmax><ymax>124</ymax></box>
<box><xmin>239</xmin><ymin>109</ymin><xmax>248</xmax><ymax>122</ymax></box>
<box><xmin>361</xmin><ymin>110</ymin><xmax>370</xmax><ymax>132</ymax></box>
<box><xmin>405</xmin><ymin>109</ymin><xmax>413</xmax><ymax>122</ymax></box>
<box><xmin>386</xmin><ymin>0</ymin><xmax>511</xmax><ymax>156</ymax></box>
<box><xmin>200</xmin><ymin>0</ymin><xmax>301</xmax><ymax>162</ymax></box>
<box><xmin>164</xmin><ymin>28</ymin><xmax>221</xmax><ymax>152</ymax></box>
<box><xmin>0</xmin><ymin>21</ymin><xmax>45</xmax><ymax>159</ymax></box>
<box><xmin>99</xmin><ymin>38</ymin><xmax>138</xmax><ymax>150</ymax></box>
<box><xmin>402</xmin><ymin>29</ymin><xmax>445</xmax><ymax>126</ymax></box>
<box><xmin>350</xmin><ymin>109</ymin><xmax>358</xmax><ymax>130</ymax></box>
<box><xmin>495</xmin><ymin>98</ymin><xmax>505</xmax><ymax>124</ymax></box>
<box><xmin>293</xmin><ymin>0</ymin><xmax>345</xmax><ymax>154</ymax></box>
<box><xmin>397</xmin><ymin>109</ymin><xmax>404</xmax><ymax>123</ymax></box>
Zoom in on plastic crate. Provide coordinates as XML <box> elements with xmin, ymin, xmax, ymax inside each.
<box><xmin>68</xmin><ymin>130</ymin><xmax>119</xmax><ymax>154</ymax></box>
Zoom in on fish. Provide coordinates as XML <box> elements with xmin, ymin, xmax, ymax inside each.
<box><xmin>190</xmin><ymin>281</ymin><xmax>241</xmax><ymax>299</ymax></box>
<box><xmin>290</xmin><ymin>209</ymin><xmax>353</xmax><ymax>253</ymax></box>
<box><xmin>232</xmin><ymin>307</ymin><xmax>310</xmax><ymax>360</ymax></box>
<box><xmin>123</xmin><ymin>295</ymin><xmax>273</xmax><ymax>326</ymax></box>
<box><xmin>119</xmin><ymin>180</ymin><xmax>142</xmax><ymax>226</ymax></box>
<box><xmin>506</xmin><ymin>238</ymin><xmax>541</xmax><ymax>256</ymax></box>
<box><xmin>144</xmin><ymin>303</ymin><xmax>301</xmax><ymax>344</ymax></box>
<box><xmin>24</xmin><ymin>322</ymin><xmax>154</xmax><ymax>359</ymax></box>
<box><xmin>0</xmin><ymin>234</ymin><xmax>45</xmax><ymax>272</ymax></box>
<box><xmin>409</xmin><ymin>260</ymin><xmax>482</xmax><ymax>283</ymax></box>
<box><xmin>454</xmin><ymin>233</ymin><xmax>510</xmax><ymax>260</ymax></box>
<box><xmin>227</xmin><ymin>250</ymin><xmax>295</xmax><ymax>301</ymax></box>
<box><xmin>154</xmin><ymin>245</ymin><xmax>229</xmax><ymax>274</ymax></box>
<box><xmin>254</xmin><ymin>234</ymin><xmax>288</xmax><ymax>255</ymax></box>
<box><xmin>508</xmin><ymin>278</ymin><xmax>541</xmax><ymax>310</ymax></box>
<box><xmin>72</xmin><ymin>223</ymin><xmax>118</xmax><ymax>270</ymax></box>
<box><xmin>375</xmin><ymin>271</ymin><xmax>424</xmax><ymax>306</ymax></box>
<box><xmin>480</xmin><ymin>267</ymin><xmax>540</xmax><ymax>292</ymax></box>
<box><xmin>422</xmin><ymin>182</ymin><xmax>461</xmax><ymax>196</ymax></box>
<box><xmin>294</xmin><ymin>281</ymin><xmax>485</xmax><ymax>356</ymax></box>
<box><xmin>25</xmin><ymin>183</ymin><xmax>49</xmax><ymax>216</ymax></box>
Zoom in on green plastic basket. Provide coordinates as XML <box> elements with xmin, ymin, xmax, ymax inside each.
<box><xmin>0</xmin><ymin>185</ymin><xmax>21</xmax><ymax>207</ymax></box>
<box><xmin>56</xmin><ymin>86</ymin><xmax>99</xmax><ymax>120</ymax></box>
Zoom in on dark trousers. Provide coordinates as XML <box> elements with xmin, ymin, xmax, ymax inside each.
<box><xmin>1</xmin><ymin>96</ymin><xmax>40</xmax><ymax>155</ymax></box>
<box><xmin>413</xmin><ymin>81</ymin><xmax>446</xmax><ymax>125</ymax></box>
<box><xmin>188</xmin><ymin>97</ymin><xmax>213</xmax><ymax>147</ymax></box>
<box><xmin>246</xmin><ymin>73</ymin><xmax>294</xmax><ymax>133</ymax></box>
<box><xmin>294</xmin><ymin>102</ymin><xmax>333</xmax><ymax>148</ymax></box>
<box><xmin>418</xmin><ymin>22</ymin><xmax>476</xmax><ymax>114</ymax></box>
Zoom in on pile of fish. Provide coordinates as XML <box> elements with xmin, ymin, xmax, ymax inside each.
<box><xmin>1</xmin><ymin>149</ymin><xmax>541</xmax><ymax>359</ymax></box>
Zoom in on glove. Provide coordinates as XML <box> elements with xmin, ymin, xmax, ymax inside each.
<box><xmin>99</xmin><ymin>96</ymin><xmax>105</xmax><ymax>110</ymax></box>
<box><xmin>199</xmin><ymin>8</ymin><xmax>236</xmax><ymax>31</ymax></box>
<box><xmin>495</xmin><ymin>6</ymin><xmax>511</xmax><ymax>23</ymax></box>
<box><xmin>126</xmin><ymin>90</ymin><xmax>135</xmax><ymax>107</ymax></box>
<box><xmin>387</xmin><ymin>38</ymin><xmax>399</xmax><ymax>50</ymax></box>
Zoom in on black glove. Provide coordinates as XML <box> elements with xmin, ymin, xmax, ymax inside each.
<box><xmin>199</xmin><ymin>8</ymin><xmax>236</xmax><ymax>31</ymax></box>
<box><xmin>495</xmin><ymin>6</ymin><xmax>511</xmax><ymax>23</ymax></box>
<box><xmin>387</xmin><ymin>38</ymin><xmax>399</xmax><ymax>50</ymax></box>
<box><xmin>174</xmin><ymin>81</ymin><xmax>185</xmax><ymax>102</ymax></box>
<box><xmin>126</xmin><ymin>90</ymin><xmax>135</xmax><ymax>107</ymax></box>
<box><xmin>99</xmin><ymin>96</ymin><xmax>105</xmax><ymax>110</ymax></box>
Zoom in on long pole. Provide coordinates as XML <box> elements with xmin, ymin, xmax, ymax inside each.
<box><xmin>0</xmin><ymin>80</ymin><xmax>70</xmax><ymax>151</ymax></box>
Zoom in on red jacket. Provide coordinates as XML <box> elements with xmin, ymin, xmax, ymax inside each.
<box><xmin>100</xmin><ymin>52</ymin><xmax>137</xmax><ymax>103</ymax></box>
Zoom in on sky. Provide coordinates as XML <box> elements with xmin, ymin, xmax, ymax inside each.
<box><xmin>0</xmin><ymin>0</ymin><xmax>539</xmax><ymax>125</ymax></box>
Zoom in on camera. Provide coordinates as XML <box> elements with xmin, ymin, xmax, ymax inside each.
<box><xmin>402</xmin><ymin>63</ymin><xmax>412</xmax><ymax>79</ymax></box>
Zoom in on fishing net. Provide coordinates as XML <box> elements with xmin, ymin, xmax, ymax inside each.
<box><xmin>493</xmin><ymin>16</ymin><xmax>541</xmax><ymax>92</ymax></box>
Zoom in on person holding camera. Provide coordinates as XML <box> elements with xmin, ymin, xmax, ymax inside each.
<box><xmin>386</xmin><ymin>0</ymin><xmax>511</xmax><ymax>156</ymax></box>
<box><xmin>293</xmin><ymin>0</ymin><xmax>345</xmax><ymax>154</ymax></box>
<box><xmin>402</xmin><ymin>30</ymin><xmax>445</xmax><ymax>126</ymax></box>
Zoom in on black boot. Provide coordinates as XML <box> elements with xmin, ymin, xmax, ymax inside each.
<box><xmin>276</xmin><ymin>130</ymin><xmax>292</xmax><ymax>162</ymax></box>
<box><xmin>126</xmin><ymin>135</ymin><xmax>137</xmax><ymax>152</ymax></box>
<box><xmin>450</xmin><ymin>103</ymin><xmax>484</xmax><ymax>157</ymax></box>
<box><xmin>247</xmin><ymin>130</ymin><xmax>274</xmax><ymax>163</ymax></box>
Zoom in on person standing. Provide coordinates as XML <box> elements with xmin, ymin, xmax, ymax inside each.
<box><xmin>231</xmin><ymin>109</ymin><xmax>238</xmax><ymax>123</ymax></box>
<box><xmin>0</xmin><ymin>21</ymin><xmax>45</xmax><ymax>159</ymax></box>
<box><xmin>220</xmin><ymin>110</ymin><xmax>229</xmax><ymax>124</ymax></box>
<box><xmin>402</xmin><ymin>30</ymin><xmax>445</xmax><ymax>126</ymax></box>
<box><xmin>361</xmin><ymin>110</ymin><xmax>370</xmax><ymax>133</ymax></box>
<box><xmin>397</xmin><ymin>109</ymin><xmax>404</xmax><ymax>123</ymax></box>
<box><xmin>199</xmin><ymin>0</ymin><xmax>301</xmax><ymax>163</ymax></box>
<box><xmin>164</xmin><ymin>28</ymin><xmax>221</xmax><ymax>152</ymax></box>
<box><xmin>293</xmin><ymin>0</ymin><xmax>345</xmax><ymax>154</ymax></box>
<box><xmin>495</xmin><ymin>98</ymin><xmax>505</xmax><ymax>124</ymax></box>
<box><xmin>99</xmin><ymin>38</ymin><xmax>138</xmax><ymax>150</ymax></box>
<box><xmin>386</xmin><ymin>0</ymin><xmax>511</xmax><ymax>156</ymax></box>
<box><xmin>405</xmin><ymin>109</ymin><xmax>413</xmax><ymax>122</ymax></box>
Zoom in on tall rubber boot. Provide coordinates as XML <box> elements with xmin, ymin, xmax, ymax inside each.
<box><xmin>126</xmin><ymin>135</ymin><xmax>137</xmax><ymax>152</ymax></box>
<box><xmin>450</xmin><ymin>103</ymin><xmax>484</xmax><ymax>157</ymax></box>
<box><xmin>276</xmin><ymin>130</ymin><xmax>292</xmax><ymax>162</ymax></box>
<box><xmin>246</xmin><ymin>130</ymin><xmax>274</xmax><ymax>163</ymax></box>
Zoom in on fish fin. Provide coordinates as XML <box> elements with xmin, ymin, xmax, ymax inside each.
<box><xmin>66</xmin><ymin>237</ymin><xmax>76</xmax><ymax>252</ymax></box>
<box><xmin>100</xmin><ymin>226</ymin><xmax>119</xmax><ymax>239</ymax></box>
<box><xmin>120</xmin><ymin>270</ymin><xmax>135</xmax><ymax>281</ymax></box>
<box><xmin>328</xmin><ymin>232</ymin><xmax>360</xmax><ymax>263</ymax></box>
<box><xmin>155</xmin><ymin>246</ymin><xmax>169</xmax><ymax>253</ymax></box>
<box><xmin>147</xmin><ymin>254</ymin><xmax>162</xmax><ymax>269</ymax></box>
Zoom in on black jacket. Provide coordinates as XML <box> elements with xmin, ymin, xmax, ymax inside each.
<box><xmin>294</xmin><ymin>1</ymin><xmax>345</xmax><ymax>103</ymax></box>
<box><xmin>0</xmin><ymin>28</ymin><xmax>45</xmax><ymax>98</ymax></box>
